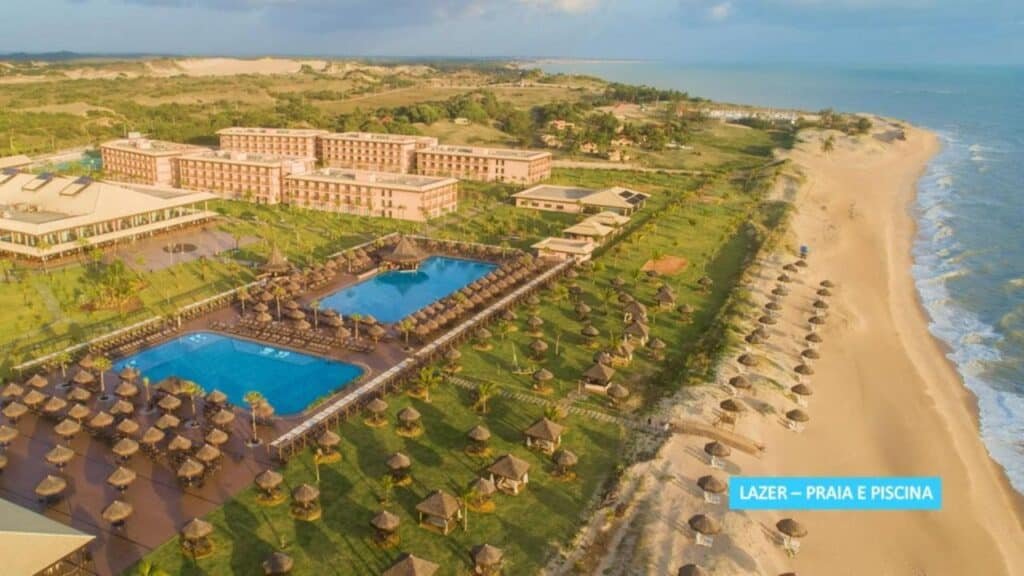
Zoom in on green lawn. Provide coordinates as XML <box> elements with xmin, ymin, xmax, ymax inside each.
<box><xmin>142</xmin><ymin>386</ymin><xmax>623</xmax><ymax>575</ymax></box>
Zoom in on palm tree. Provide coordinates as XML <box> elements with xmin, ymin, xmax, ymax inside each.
<box><xmin>311</xmin><ymin>300</ymin><xmax>321</xmax><ymax>330</ymax></box>
<box><xmin>93</xmin><ymin>356</ymin><xmax>112</xmax><ymax>397</ymax></box>
<box><xmin>37</xmin><ymin>239</ymin><xmax>53</xmax><ymax>274</ymax></box>
<box><xmin>459</xmin><ymin>485</ymin><xmax>472</xmax><ymax>532</ymax></box>
<box><xmin>237</xmin><ymin>286</ymin><xmax>250</xmax><ymax>315</ymax></box>
<box><xmin>271</xmin><ymin>285</ymin><xmax>287</xmax><ymax>320</ymax></box>
<box><xmin>244</xmin><ymin>391</ymin><xmax>266</xmax><ymax>444</ymax></box>
<box><xmin>397</xmin><ymin>318</ymin><xmax>414</xmax><ymax>347</ymax></box>
<box><xmin>350</xmin><ymin>313</ymin><xmax>362</xmax><ymax>340</ymax></box>
<box><xmin>54</xmin><ymin>351</ymin><xmax>71</xmax><ymax>378</ymax></box>
<box><xmin>142</xmin><ymin>376</ymin><xmax>152</xmax><ymax>405</ymax></box>
<box><xmin>180</xmin><ymin>380</ymin><xmax>205</xmax><ymax>422</ymax></box>
<box><xmin>379</xmin><ymin>474</ymin><xmax>395</xmax><ymax>506</ymax></box>
<box><xmin>474</xmin><ymin>380</ymin><xmax>497</xmax><ymax>414</ymax></box>
<box><xmin>415</xmin><ymin>366</ymin><xmax>441</xmax><ymax>402</ymax></box>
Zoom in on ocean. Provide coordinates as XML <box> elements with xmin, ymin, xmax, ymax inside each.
<box><xmin>539</xmin><ymin>61</ymin><xmax>1024</xmax><ymax>494</ymax></box>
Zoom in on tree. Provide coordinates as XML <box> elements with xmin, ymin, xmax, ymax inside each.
<box><xmin>311</xmin><ymin>299</ymin><xmax>321</xmax><ymax>329</ymax></box>
<box><xmin>379</xmin><ymin>474</ymin><xmax>395</xmax><ymax>506</ymax></box>
<box><xmin>459</xmin><ymin>485</ymin><xmax>472</xmax><ymax>532</ymax></box>
<box><xmin>415</xmin><ymin>366</ymin><xmax>441</xmax><ymax>402</ymax></box>
<box><xmin>53</xmin><ymin>351</ymin><xmax>71</xmax><ymax>377</ymax></box>
<box><xmin>180</xmin><ymin>380</ymin><xmax>205</xmax><ymax>422</ymax></box>
<box><xmin>474</xmin><ymin>380</ymin><xmax>497</xmax><ymax>414</ymax></box>
<box><xmin>397</xmin><ymin>318</ymin><xmax>414</xmax><ymax>347</ymax></box>
<box><xmin>237</xmin><ymin>286</ymin><xmax>250</xmax><ymax>316</ymax></box>
<box><xmin>271</xmin><ymin>285</ymin><xmax>287</xmax><ymax>320</ymax></box>
<box><xmin>93</xmin><ymin>356</ymin><xmax>112</xmax><ymax>397</ymax></box>
<box><xmin>244</xmin><ymin>391</ymin><xmax>266</xmax><ymax>444</ymax></box>
<box><xmin>142</xmin><ymin>376</ymin><xmax>152</xmax><ymax>405</ymax></box>
<box><xmin>350</xmin><ymin>313</ymin><xmax>362</xmax><ymax>340</ymax></box>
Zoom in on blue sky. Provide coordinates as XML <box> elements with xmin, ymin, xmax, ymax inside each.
<box><xmin>2</xmin><ymin>0</ymin><xmax>1022</xmax><ymax>64</ymax></box>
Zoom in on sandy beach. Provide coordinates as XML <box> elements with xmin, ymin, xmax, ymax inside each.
<box><xmin>606</xmin><ymin>121</ymin><xmax>1024</xmax><ymax>575</ymax></box>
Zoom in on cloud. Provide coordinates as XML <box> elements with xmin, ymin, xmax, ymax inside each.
<box><xmin>517</xmin><ymin>0</ymin><xmax>600</xmax><ymax>13</ymax></box>
<box><xmin>707</xmin><ymin>1</ymin><xmax>732</xmax><ymax>20</ymax></box>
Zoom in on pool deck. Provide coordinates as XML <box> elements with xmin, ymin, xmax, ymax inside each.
<box><xmin>0</xmin><ymin>246</ymin><xmax>567</xmax><ymax>576</ymax></box>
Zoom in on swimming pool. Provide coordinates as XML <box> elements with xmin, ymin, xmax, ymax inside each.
<box><xmin>112</xmin><ymin>332</ymin><xmax>363</xmax><ymax>415</ymax></box>
<box><xmin>320</xmin><ymin>256</ymin><xmax>496</xmax><ymax>323</ymax></box>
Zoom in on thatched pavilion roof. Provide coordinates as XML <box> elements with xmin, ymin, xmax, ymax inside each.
<box><xmin>524</xmin><ymin>418</ymin><xmax>564</xmax><ymax>442</ymax></box>
<box><xmin>488</xmin><ymin>454</ymin><xmax>531</xmax><ymax>481</ymax></box>
<box><xmin>382</xmin><ymin>553</ymin><xmax>439</xmax><ymax>576</ymax></box>
<box><xmin>384</xmin><ymin>236</ymin><xmax>427</xmax><ymax>265</ymax></box>
<box><xmin>415</xmin><ymin>490</ymin><xmax>460</xmax><ymax>520</ymax></box>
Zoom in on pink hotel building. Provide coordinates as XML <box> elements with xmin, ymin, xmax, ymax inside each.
<box><xmin>175</xmin><ymin>150</ymin><xmax>315</xmax><ymax>204</ymax></box>
<box><xmin>319</xmin><ymin>132</ymin><xmax>438</xmax><ymax>173</ymax></box>
<box><xmin>284</xmin><ymin>169</ymin><xmax>458</xmax><ymax>222</ymax></box>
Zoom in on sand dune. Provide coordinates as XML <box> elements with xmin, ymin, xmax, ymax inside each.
<box><xmin>612</xmin><ymin>121</ymin><xmax>1024</xmax><ymax>575</ymax></box>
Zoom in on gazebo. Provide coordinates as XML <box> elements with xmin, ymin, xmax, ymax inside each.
<box><xmin>487</xmin><ymin>454</ymin><xmax>531</xmax><ymax>495</ymax></box>
<box><xmin>255</xmin><ymin>469</ymin><xmax>286</xmax><ymax>505</ymax></box>
<box><xmin>386</xmin><ymin>452</ymin><xmax>413</xmax><ymax>485</ymax></box>
<box><xmin>470</xmin><ymin>544</ymin><xmax>504</xmax><ymax>575</ymax></box>
<box><xmin>524</xmin><ymin>418</ymin><xmax>564</xmax><ymax>454</ymax></box>
<box><xmin>581</xmin><ymin>362</ymin><xmax>616</xmax><ymax>393</ymax></box>
<box><xmin>384</xmin><ymin>236</ymin><xmax>427</xmax><ymax>270</ymax></box>
<box><xmin>291</xmin><ymin>483</ymin><xmax>321</xmax><ymax>521</ymax></box>
<box><xmin>466</xmin><ymin>424</ymin><xmax>492</xmax><ymax>456</ymax></box>
<box><xmin>261</xmin><ymin>244</ymin><xmax>290</xmax><ymax>276</ymax></box>
<box><xmin>180</xmin><ymin>518</ymin><xmax>215</xmax><ymax>560</ymax></box>
<box><xmin>370</xmin><ymin>510</ymin><xmax>401</xmax><ymax>547</ymax></box>
<box><xmin>415</xmin><ymin>490</ymin><xmax>462</xmax><ymax>535</ymax></box>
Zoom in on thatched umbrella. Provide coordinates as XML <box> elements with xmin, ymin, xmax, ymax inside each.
<box><xmin>738</xmin><ymin>354</ymin><xmax>759</xmax><ymax>367</ymax></box>
<box><xmin>181</xmin><ymin>518</ymin><xmax>214</xmax><ymax>543</ymax></box>
<box><xmin>35</xmin><ymin>475</ymin><xmax>67</xmax><ymax>500</ymax></box>
<box><xmin>467</xmin><ymin>425</ymin><xmax>491</xmax><ymax>449</ymax></box>
<box><xmin>580</xmin><ymin>324</ymin><xmax>600</xmax><ymax>340</ymax></box>
<box><xmin>140</xmin><ymin>426</ymin><xmax>166</xmax><ymax>446</ymax></box>
<box><xmin>114</xmin><ymin>381</ymin><xmax>139</xmax><ymax>399</ymax></box>
<box><xmin>1</xmin><ymin>382</ymin><xmax>25</xmax><ymax>400</ymax></box>
<box><xmin>532</xmin><ymin>368</ymin><xmax>553</xmax><ymax>384</ymax></box>
<box><xmin>610</xmin><ymin>276</ymin><xmax>626</xmax><ymax>288</ymax></box>
<box><xmin>45</xmin><ymin>445</ymin><xmax>75</xmax><ymax>469</ymax></box>
<box><xmin>291</xmin><ymin>483</ymin><xmax>320</xmax><ymax>508</ymax></box>
<box><xmin>255</xmin><ymin>469</ymin><xmax>284</xmax><ymax>496</ymax></box>
<box><xmin>783</xmin><ymin>263</ymin><xmax>798</xmax><ymax>273</ymax></box>
<box><xmin>526</xmin><ymin>315</ymin><xmax>544</xmax><ymax>331</ymax></box>
<box><xmin>786</xmin><ymin>409</ymin><xmax>810</xmax><ymax>424</ymax></box>
<box><xmin>772</xmin><ymin>285</ymin><xmax>790</xmax><ymax>297</ymax></box>
<box><xmin>813</xmin><ymin>299</ymin><xmax>830</xmax><ymax>311</ymax></box>
<box><xmin>471</xmin><ymin>544</ymin><xmax>504</xmax><ymax>574</ymax></box>
<box><xmin>575</xmin><ymin>302</ymin><xmax>592</xmax><ymax>319</ymax></box>
<box><xmin>158</xmin><ymin>394</ymin><xmax>182</xmax><ymax>413</ymax></box>
<box><xmin>0</xmin><ymin>424</ymin><xmax>18</xmax><ymax>446</ymax></box>
<box><xmin>777</xmin><ymin>273</ymin><xmax>792</xmax><ymax>283</ymax></box>
<box><xmin>110</xmin><ymin>400</ymin><xmax>134</xmax><ymax>417</ymax></box>
<box><xmin>593</xmin><ymin>351</ymin><xmax>613</xmax><ymax>366</ymax></box>
<box><xmin>805</xmin><ymin>332</ymin><xmax>823</xmax><ymax>345</ymax></box>
<box><xmin>112</xmin><ymin>437</ymin><xmax>139</xmax><ymax>460</ymax></box>
<box><xmin>776</xmin><ymin>518</ymin><xmax>808</xmax><ymax>542</ymax></box>
<box><xmin>817</xmin><ymin>288</ymin><xmax>832</xmax><ymax>297</ymax></box>
<box><xmin>720</xmin><ymin>398</ymin><xmax>746</xmax><ymax>414</ymax></box>
<box><xmin>791</xmin><ymin>384</ymin><xmax>814</xmax><ymax>398</ymax></box>
<box><xmin>553</xmin><ymin>449</ymin><xmax>578</xmax><ymax>475</ymax></box>
<box><xmin>820</xmin><ymin>280</ymin><xmax>835</xmax><ymax>288</ymax></box>
<box><xmin>177</xmin><ymin>458</ymin><xmax>205</xmax><ymax>482</ymax></box>
<box><xmin>370</xmin><ymin>509</ymin><xmax>401</xmax><ymax>540</ymax></box>
<box><xmin>195</xmin><ymin>443</ymin><xmax>222</xmax><ymax>465</ymax></box>
<box><xmin>2</xmin><ymin>400</ymin><xmax>27</xmax><ymax>422</ymax></box>
<box><xmin>794</xmin><ymin>364</ymin><xmax>815</xmax><ymax>376</ymax></box>
<box><xmin>698</xmin><ymin>473</ymin><xmax>728</xmax><ymax>496</ymax></box>
<box><xmin>607</xmin><ymin>384</ymin><xmax>630</xmax><ymax>402</ymax></box>
<box><xmin>528</xmin><ymin>339</ymin><xmax>549</xmax><ymax>357</ymax></box>
<box><xmin>71</xmin><ymin>370</ymin><xmax>95</xmax><ymax>387</ymax></box>
<box><xmin>688</xmin><ymin>514</ymin><xmax>722</xmax><ymax>536</ymax></box>
<box><xmin>263</xmin><ymin>551</ymin><xmax>294</xmax><ymax>575</ymax></box>
<box><xmin>42</xmin><ymin>395</ymin><xmax>68</xmax><ymax>416</ymax></box>
<box><xmin>397</xmin><ymin>407</ymin><xmax>421</xmax><ymax>432</ymax></box>
<box><xmin>22</xmin><ymin>389</ymin><xmax>46</xmax><ymax>409</ymax></box>
<box><xmin>256</xmin><ymin>312</ymin><xmax>273</xmax><ymax>324</ymax></box>
<box><xmin>54</xmin><ymin>418</ymin><xmax>81</xmax><ymax>440</ymax></box>
<box><xmin>67</xmin><ymin>387</ymin><xmax>91</xmax><ymax>403</ymax></box>
<box><xmin>168</xmin><ymin>434</ymin><xmax>193</xmax><ymax>453</ymax></box>
<box><xmin>678</xmin><ymin>565</ymin><xmax>709</xmax><ymax>576</ymax></box>
<box><xmin>383</xmin><ymin>554</ymin><xmax>439</xmax><ymax>576</ymax></box>
<box><xmin>67</xmin><ymin>403</ymin><xmax>90</xmax><ymax>422</ymax></box>
<box><xmin>88</xmin><ymin>411</ymin><xmax>114</xmax><ymax>431</ymax></box>
<box><xmin>758</xmin><ymin>315</ymin><xmax>778</xmax><ymax>325</ymax></box>
<box><xmin>155</xmin><ymin>413</ymin><xmax>181</xmax><ymax>430</ymax></box>
<box><xmin>118</xmin><ymin>367</ymin><xmax>140</xmax><ymax>382</ymax></box>
<box><xmin>26</xmin><ymin>374</ymin><xmax>49</xmax><ymax>389</ymax></box>
<box><xmin>386</xmin><ymin>452</ymin><xmax>412</xmax><ymax>482</ymax></box>
<box><xmin>107</xmin><ymin>466</ymin><xmax>137</xmax><ymax>492</ymax></box>
<box><xmin>765</xmin><ymin>301</ymin><xmax>782</xmax><ymax>312</ymax></box>
<box><xmin>647</xmin><ymin>337</ymin><xmax>666</xmax><ymax>352</ymax></box>
<box><xmin>703</xmin><ymin>441</ymin><xmax>731</xmax><ymax>466</ymax></box>
<box><xmin>365</xmin><ymin>398</ymin><xmax>388</xmax><ymax>424</ymax></box>
<box><xmin>210</xmin><ymin>409</ymin><xmax>235</xmax><ymax>428</ymax></box>
<box><xmin>205</xmin><ymin>389</ymin><xmax>228</xmax><ymax>407</ymax></box>
<box><xmin>316</xmin><ymin>429</ymin><xmax>341</xmax><ymax>453</ymax></box>
<box><xmin>801</xmin><ymin>348</ymin><xmax>821</xmax><ymax>361</ymax></box>
<box><xmin>205</xmin><ymin>428</ymin><xmax>229</xmax><ymax>446</ymax></box>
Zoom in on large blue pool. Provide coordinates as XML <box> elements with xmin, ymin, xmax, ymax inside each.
<box><xmin>320</xmin><ymin>256</ymin><xmax>496</xmax><ymax>323</ymax></box>
<box><xmin>113</xmin><ymin>332</ymin><xmax>363</xmax><ymax>415</ymax></box>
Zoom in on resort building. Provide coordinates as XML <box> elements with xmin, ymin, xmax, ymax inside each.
<box><xmin>318</xmin><ymin>132</ymin><xmax>438</xmax><ymax>173</ymax></box>
<box><xmin>512</xmin><ymin>184</ymin><xmax>648</xmax><ymax>216</ymax></box>
<box><xmin>415</xmin><ymin>145</ymin><xmax>552</xmax><ymax>184</ymax></box>
<box><xmin>100</xmin><ymin>136</ymin><xmax>204</xmax><ymax>186</ymax></box>
<box><xmin>532</xmin><ymin>237</ymin><xmax>595</xmax><ymax>262</ymax></box>
<box><xmin>176</xmin><ymin>150</ymin><xmax>315</xmax><ymax>204</ymax></box>
<box><xmin>283</xmin><ymin>168</ymin><xmax>458</xmax><ymax>221</ymax></box>
<box><xmin>0</xmin><ymin>497</ymin><xmax>95</xmax><ymax>575</ymax></box>
<box><xmin>217</xmin><ymin>127</ymin><xmax>327</xmax><ymax>158</ymax></box>
<box><xmin>563</xmin><ymin>219</ymin><xmax>616</xmax><ymax>244</ymax></box>
<box><xmin>0</xmin><ymin>170</ymin><xmax>216</xmax><ymax>260</ymax></box>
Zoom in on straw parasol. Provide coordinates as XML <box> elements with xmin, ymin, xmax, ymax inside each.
<box><xmin>729</xmin><ymin>375</ymin><xmax>752</xmax><ymax>390</ymax></box>
<box><xmin>205</xmin><ymin>389</ymin><xmax>228</xmax><ymax>406</ymax></box>
<box><xmin>158</xmin><ymin>395</ymin><xmax>182</xmax><ymax>412</ymax></box>
<box><xmin>88</xmin><ymin>411</ymin><xmax>114</xmax><ymax>430</ymax></box>
<box><xmin>210</xmin><ymin>409</ymin><xmax>235</xmax><ymax>428</ymax></box>
<box><xmin>155</xmin><ymin>413</ymin><xmax>181</xmax><ymax>430</ymax></box>
<box><xmin>168</xmin><ymin>434</ymin><xmax>193</xmax><ymax>452</ymax></box>
<box><xmin>386</xmin><ymin>452</ymin><xmax>412</xmax><ymax>473</ymax></box>
<box><xmin>45</xmin><ymin>445</ymin><xmax>75</xmax><ymax>468</ymax></box>
<box><xmin>820</xmin><ymin>280</ymin><xmax>835</xmax><ymax>288</ymax></box>
<box><xmin>528</xmin><ymin>339</ymin><xmax>548</xmax><ymax>355</ymax></box>
<box><xmin>397</xmin><ymin>407</ymin><xmax>421</xmax><ymax>426</ymax></box>
<box><xmin>471</xmin><ymin>544</ymin><xmax>504</xmax><ymax>571</ymax></box>
<box><xmin>177</xmin><ymin>458</ymin><xmax>205</xmax><ymax>481</ymax></box>
<box><xmin>580</xmin><ymin>324</ymin><xmax>600</xmax><ymax>339</ymax></box>
<box><xmin>255</xmin><ymin>469</ymin><xmax>284</xmax><ymax>493</ymax></box>
<box><xmin>383</xmin><ymin>554</ymin><xmax>439</xmax><ymax>576</ymax></box>
<box><xmin>68</xmin><ymin>387</ymin><xmax>91</xmax><ymax>403</ymax></box>
<box><xmin>697</xmin><ymin>474</ymin><xmax>729</xmax><ymax>495</ymax></box>
<box><xmin>0</xmin><ymin>424</ymin><xmax>18</xmax><ymax>445</ymax></box>
<box><xmin>704</xmin><ymin>441</ymin><xmax>731</xmax><ymax>458</ymax></box>
<box><xmin>678</xmin><ymin>565</ymin><xmax>709</xmax><ymax>576</ymax></box>
<box><xmin>67</xmin><ymin>403</ymin><xmax>90</xmax><ymax>421</ymax></box>
<box><xmin>42</xmin><ymin>396</ymin><xmax>68</xmax><ymax>415</ymax></box>
<box><xmin>195</xmin><ymin>443</ymin><xmax>222</xmax><ymax>464</ymax></box>
<box><xmin>71</xmin><ymin>370</ymin><xmax>95</xmax><ymax>387</ymax></box>
<box><xmin>114</xmin><ymin>381</ymin><xmax>139</xmax><ymax>399</ymax></box>
<box><xmin>205</xmin><ymin>428</ymin><xmax>229</xmax><ymax>446</ymax></box>
<box><xmin>813</xmin><ymin>299</ymin><xmax>829</xmax><ymax>310</ymax></box>
<box><xmin>738</xmin><ymin>354</ymin><xmax>759</xmax><ymax>367</ymax></box>
<box><xmin>467</xmin><ymin>425</ymin><xmax>491</xmax><ymax>443</ymax></box>
<box><xmin>316</xmin><ymin>429</ymin><xmax>341</xmax><ymax>451</ymax></box>
<box><xmin>26</xmin><ymin>374</ymin><xmax>49</xmax><ymax>389</ymax></box>
<box><xmin>794</xmin><ymin>364</ymin><xmax>815</xmax><ymax>376</ymax></box>
<box><xmin>118</xmin><ymin>366</ymin><xmax>140</xmax><ymax>382</ymax></box>
<box><xmin>110</xmin><ymin>400</ymin><xmax>134</xmax><ymax>417</ymax></box>
<box><xmin>532</xmin><ymin>368</ymin><xmax>553</xmax><ymax>384</ymax></box>
<box><xmin>805</xmin><ymin>332</ymin><xmax>823</xmax><ymax>344</ymax></box>
<box><xmin>54</xmin><ymin>418</ymin><xmax>81</xmax><ymax>439</ymax></box>
<box><xmin>102</xmin><ymin>500</ymin><xmax>133</xmax><ymax>526</ymax></box>
<box><xmin>22</xmin><ymin>389</ymin><xmax>46</xmax><ymax>408</ymax></box>
<box><xmin>107</xmin><ymin>466</ymin><xmax>137</xmax><ymax>491</ymax></box>
<box><xmin>801</xmin><ymin>349</ymin><xmax>820</xmax><ymax>361</ymax></box>
<box><xmin>786</xmin><ymin>409</ymin><xmax>810</xmax><ymax>423</ymax></box>
<box><xmin>291</xmin><ymin>483</ymin><xmax>320</xmax><ymax>506</ymax></box>
<box><xmin>553</xmin><ymin>449</ymin><xmax>578</xmax><ymax>472</ymax></box>
<box><xmin>3</xmin><ymin>401</ymin><xmax>27</xmax><ymax>421</ymax></box>
<box><xmin>776</xmin><ymin>518</ymin><xmax>808</xmax><ymax>538</ymax></box>
<box><xmin>1</xmin><ymin>382</ymin><xmax>24</xmax><ymax>400</ymax></box>
<box><xmin>817</xmin><ymin>288</ymin><xmax>832</xmax><ymax>297</ymax></box>
<box><xmin>35</xmin><ymin>475</ymin><xmax>67</xmax><ymax>499</ymax></box>
<box><xmin>688</xmin><ymin>514</ymin><xmax>722</xmax><ymax>535</ymax></box>
<box><xmin>719</xmin><ymin>398</ymin><xmax>746</xmax><ymax>414</ymax></box>
<box><xmin>758</xmin><ymin>315</ymin><xmax>777</xmax><ymax>325</ymax></box>
<box><xmin>262</xmin><ymin>549</ymin><xmax>294</xmax><ymax>569</ymax></box>
<box><xmin>366</xmin><ymin>397</ymin><xmax>388</xmax><ymax>416</ymax></box>
<box><xmin>112</xmin><ymin>437</ymin><xmax>139</xmax><ymax>459</ymax></box>
<box><xmin>809</xmin><ymin>315</ymin><xmax>826</xmax><ymax>325</ymax></box>
<box><xmin>181</xmin><ymin>518</ymin><xmax>213</xmax><ymax>542</ymax></box>
<box><xmin>791</xmin><ymin>384</ymin><xmax>814</xmax><ymax>397</ymax></box>
<box><xmin>371</xmin><ymin>510</ymin><xmax>401</xmax><ymax>534</ymax></box>
<box><xmin>140</xmin><ymin>426</ymin><xmax>166</xmax><ymax>445</ymax></box>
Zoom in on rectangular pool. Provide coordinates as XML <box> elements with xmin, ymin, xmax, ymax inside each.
<box><xmin>320</xmin><ymin>256</ymin><xmax>496</xmax><ymax>323</ymax></box>
<box><xmin>113</xmin><ymin>332</ymin><xmax>363</xmax><ymax>415</ymax></box>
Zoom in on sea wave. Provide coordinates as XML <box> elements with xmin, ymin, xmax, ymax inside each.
<box><xmin>913</xmin><ymin>132</ymin><xmax>1024</xmax><ymax>493</ymax></box>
